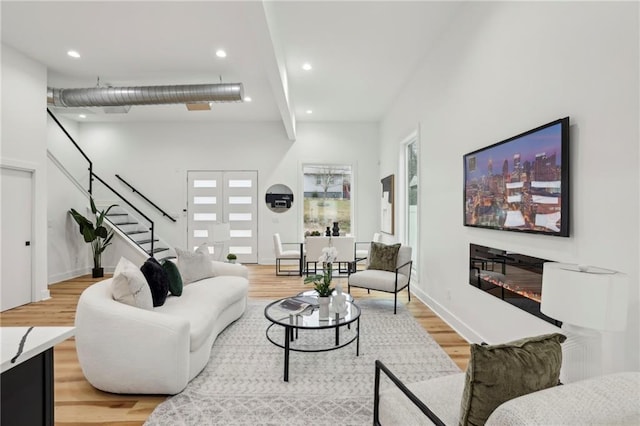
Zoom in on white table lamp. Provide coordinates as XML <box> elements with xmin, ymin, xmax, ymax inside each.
<box><xmin>541</xmin><ymin>262</ymin><xmax>628</xmax><ymax>331</ymax></box>
<box><xmin>541</xmin><ymin>262</ymin><xmax>629</xmax><ymax>382</ymax></box>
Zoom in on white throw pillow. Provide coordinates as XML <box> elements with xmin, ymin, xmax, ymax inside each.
<box><xmin>111</xmin><ymin>257</ymin><xmax>153</xmax><ymax>310</ymax></box>
<box><xmin>176</xmin><ymin>244</ymin><xmax>215</xmax><ymax>285</ymax></box>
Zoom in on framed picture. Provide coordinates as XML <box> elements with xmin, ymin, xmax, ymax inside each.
<box><xmin>381</xmin><ymin>174</ymin><xmax>394</xmax><ymax>234</ymax></box>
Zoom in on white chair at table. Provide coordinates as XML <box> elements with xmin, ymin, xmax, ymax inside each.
<box><xmin>304</xmin><ymin>236</ymin><xmax>354</xmax><ymax>276</ymax></box>
<box><xmin>273</xmin><ymin>233</ymin><xmax>303</xmax><ymax>276</ymax></box>
<box><xmin>331</xmin><ymin>236</ymin><xmax>355</xmax><ymax>274</ymax></box>
<box><xmin>304</xmin><ymin>236</ymin><xmax>327</xmax><ymax>275</ymax></box>
<box><xmin>348</xmin><ymin>245</ymin><xmax>412</xmax><ymax>314</ymax></box>
<box><xmin>354</xmin><ymin>232</ymin><xmax>381</xmax><ymax>267</ymax></box>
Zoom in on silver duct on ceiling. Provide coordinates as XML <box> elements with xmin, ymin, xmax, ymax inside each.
<box><xmin>47</xmin><ymin>82</ymin><xmax>244</xmax><ymax>108</ymax></box>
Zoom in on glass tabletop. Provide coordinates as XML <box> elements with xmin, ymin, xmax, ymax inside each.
<box><xmin>264</xmin><ymin>296</ymin><xmax>360</xmax><ymax>329</ymax></box>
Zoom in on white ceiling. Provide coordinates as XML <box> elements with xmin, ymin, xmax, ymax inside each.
<box><xmin>1</xmin><ymin>1</ymin><xmax>463</xmax><ymax>137</ymax></box>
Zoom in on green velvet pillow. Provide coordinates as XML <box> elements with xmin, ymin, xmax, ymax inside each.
<box><xmin>459</xmin><ymin>333</ymin><xmax>566</xmax><ymax>426</ymax></box>
<box><xmin>368</xmin><ymin>242</ymin><xmax>401</xmax><ymax>272</ymax></box>
<box><xmin>162</xmin><ymin>260</ymin><xmax>183</xmax><ymax>297</ymax></box>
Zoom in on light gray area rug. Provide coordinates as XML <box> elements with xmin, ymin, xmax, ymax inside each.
<box><xmin>145</xmin><ymin>299</ymin><xmax>461</xmax><ymax>425</ymax></box>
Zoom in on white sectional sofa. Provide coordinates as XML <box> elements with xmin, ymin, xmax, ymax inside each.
<box><xmin>377</xmin><ymin>371</ymin><xmax>640</xmax><ymax>425</ymax></box>
<box><xmin>75</xmin><ymin>260</ymin><xmax>249</xmax><ymax>395</ymax></box>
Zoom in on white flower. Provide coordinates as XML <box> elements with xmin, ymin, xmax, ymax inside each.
<box><xmin>318</xmin><ymin>246</ymin><xmax>338</xmax><ymax>263</ymax></box>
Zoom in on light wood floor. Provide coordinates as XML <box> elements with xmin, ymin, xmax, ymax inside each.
<box><xmin>0</xmin><ymin>265</ymin><xmax>469</xmax><ymax>425</ymax></box>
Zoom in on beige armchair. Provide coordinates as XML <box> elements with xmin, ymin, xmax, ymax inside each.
<box><xmin>348</xmin><ymin>245</ymin><xmax>412</xmax><ymax>314</ymax></box>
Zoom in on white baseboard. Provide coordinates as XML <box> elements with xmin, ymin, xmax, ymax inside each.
<box><xmin>410</xmin><ymin>285</ymin><xmax>482</xmax><ymax>343</ymax></box>
<box><xmin>48</xmin><ymin>267</ymin><xmax>91</xmax><ymax>285</ymax></box>
<box><xmin>48</xmin><ymin>266</ymin><xmax>116</xmax><ymax>285</ymax></box>
<box><xmin>39</xmin><ymin>289</ymin><xmax>51</xmax><ymax>301</ymax></box>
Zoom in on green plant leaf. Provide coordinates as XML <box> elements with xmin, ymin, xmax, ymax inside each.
<box><xmin>95</xmin><ymin>226</ymin><xmax>108</xmax><ymax>239</ymax></box>
<box><xmin>69</xmin><ymin>208</ymin><xmax>90</xmax><ymax>234</ymax></box>
<box><xmin>90</xmin><ymin>197</ymin><xmax>98</xmax><ymax>215</ymax></box>
<box><xmin>82</xmin><ymin>225</ymin><xmax>96</xmax><ymax>243</ymax></box>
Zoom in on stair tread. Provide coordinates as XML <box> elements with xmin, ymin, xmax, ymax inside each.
<box><xmin>107</xmin><ymin>213</ymin><xmax>128</xmax><ymax>216</ymax></box>
<box><xmin>126</xmin><ymin>230</ymin><xmax>148</xmax><ymax>235</ymax></box>
<box><xmin>115</xmin><ymin>221</ymin><xmax>139</xmax><ymax>225</ymax></box>
<box><xmin>148</xmin><ymin>247</ymin><xmax>169</xmax><ymax>254</ymax></box>
<box><xmin>137</xmin><ymin>239</ymin><xmax>159</xmax><ymax>244</ymax></box>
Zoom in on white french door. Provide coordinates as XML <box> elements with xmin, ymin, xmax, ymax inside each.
<box><xmin>187</xmin><ymin>170</ymin><xmax>258</xmax><ymax>263</ymax></box>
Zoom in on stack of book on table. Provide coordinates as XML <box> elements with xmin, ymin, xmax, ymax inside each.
<box><xmin>277</xmin><ymin>296</ymin><xmax>318</xmax><ymax>315</ymax></box>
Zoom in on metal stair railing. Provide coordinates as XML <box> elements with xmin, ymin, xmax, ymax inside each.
<box><xmin>115</xmin><ymin>174</ymin><xmax>176</xmax><ymax>223</ymax></box>
<box><xmin>92</xmin><ymin>174</ymin><xmax>157</xmax><ymax>256</ymax></box>
<box><xmin>47</xmin><ymin>108</ymin><xmax>163</xmax><ymax>258</ymax></box>
<box><xmin>47</xmin><ymin>108</ymin><xmax>93</xmax><ymax>194</ymax></box>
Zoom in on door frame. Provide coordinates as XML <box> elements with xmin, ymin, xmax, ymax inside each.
<box><xmin>1</xmin><ymin>159</ymin><xmax>37</xmax><ymax>305</ymax></box>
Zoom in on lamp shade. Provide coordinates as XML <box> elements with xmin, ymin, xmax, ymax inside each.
<box><xmin>541</xmin><ymin>262</ymin><xmax>628</xmax><ymax>331</ymax></box>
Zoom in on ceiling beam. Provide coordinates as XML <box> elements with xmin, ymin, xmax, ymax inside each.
<box><xmin>249</xmin><ymin>1</ymin><xmax>296</xmax><ymax>141</ymax></box>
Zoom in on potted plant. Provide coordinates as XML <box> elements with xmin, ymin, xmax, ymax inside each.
<box><xmin>69</xmin><ymin>197</ymin><xmax>117</xmax><ymax>278</ymax></box>
<box><xmin>226</xmin><ymin>253</ymin><xmax>237</xmax><ymax>264</ymax></box>
<box><xmin>304</xmin><ymin>246</ymin><xmax>338</xmax><ymax>318</ymax></box>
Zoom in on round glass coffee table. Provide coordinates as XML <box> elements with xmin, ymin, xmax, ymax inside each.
<box><xmin>264</xmin><ymin>295</ymin><xmax>360</xmax><ymax>382</ymax></box>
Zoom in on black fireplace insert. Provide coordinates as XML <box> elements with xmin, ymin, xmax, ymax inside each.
<box><xmin>469</xmin><ymin>243</ymin><xmax>560</xmax><ymax>326</ymax></box>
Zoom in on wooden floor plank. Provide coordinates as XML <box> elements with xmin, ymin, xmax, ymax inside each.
<box><xmin>0</xmin><ymin>264</ymin><xmax>469</xmax><ymax>425</ymax></box>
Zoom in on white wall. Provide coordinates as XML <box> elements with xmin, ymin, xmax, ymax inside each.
<box><xmin>1</xmin><ymin>43</ymin><xmax>50</xmax><ymax>301</ymax></box>
<box><xmin>380</xmin><ymin>2</ymin><xmax>639</xmax><ymax>371</ymax></box>
<box><xmin>44</xmin><ymin>120</ymin><xmax>379</xmax><ymax>269</ymax></box>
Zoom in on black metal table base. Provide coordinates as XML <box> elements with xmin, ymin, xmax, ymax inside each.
<box><xmin>266</xmin><ymin>315</ymin><xmax>360</xmax><ymax>382</ymax></box>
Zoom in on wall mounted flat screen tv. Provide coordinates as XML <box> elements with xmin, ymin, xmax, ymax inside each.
<box><xmin>463</xmin><ymin>117</ymin><xmax>570</xmax><ymax>236</ymax></box>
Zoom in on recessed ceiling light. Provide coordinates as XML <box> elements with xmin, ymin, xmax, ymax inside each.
<box><xmin>306</xmin><ymin>110</ymin><xmax>313</xmax><ymax>114</ymax></box>
<box><xmin>78</xmin><ymin>114</ymin><xmax>86</xmax><ymax>118</ymax></box>
<box><xmin>244</xmin><ymin>96</ymin><xmax>252</xmax><ymax>102</ymax></box>
<box><xmin>302</xmin><ymin>62</ymin><xmax>312</xmax><ymax>71</ymax></box>
<box><xmin>215</xmin><ymin>49</ymin><xmax>227</xmax><ymax>58</ymax></box>
<box><xmin>67</xmin><ymin>50</ymin><xmax>81</xmax><ymax>58</ymax></box>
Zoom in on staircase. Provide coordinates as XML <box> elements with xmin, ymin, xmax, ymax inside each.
<box><xmin>47</xmin><ymin>108</ymin><xmax>177</xmax><ymax>264</ymax></box>
<box><xmin>104</xmin><ymin>205</ymin><xmax>175</xmax><ymax>262</ymax></box>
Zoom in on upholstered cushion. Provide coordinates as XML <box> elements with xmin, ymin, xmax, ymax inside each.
<box><xmin>176</xmin><ymin>244</ymin><xmax>215</xmax><ymax>285</ymax></box>
<box><xmin>348</xmin><ymin>269</ymin><xmax>410</xmax><ymax>292</ymax></box>
<box><xmin>279</xmin><ymin>250</ymin><xmax>301</xmax><ymax>259</ymax></box>
<box><xmin>486</xmin><ymin>372</ymin><xmax>640</xmax><ymax>425</ymax></box>
<box><xmin>140</xmin><ymin>257</ymin><xmax>169</xmax><ymax>307</ymax></box>
<box><xmin>368</xmin><ymin>242</ymin><xmax>401</xmax><ymax>272</ymax></box>
<box><xmin>162</xmin><ymin>260</ymin><xmax>183</xmax><ymax>296</ymax></box>
<box><xmin>111</xmin><ymin>257</ymin><xmax>153</xmax><ymax>310</ymax></box>
<box><xmin>459</xmin><ymin>333</ymin><xmax>566</xmax><ymax>426</ymax></box>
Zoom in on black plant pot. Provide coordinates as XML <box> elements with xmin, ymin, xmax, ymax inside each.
<box><xmin>92</xmin><ymin>267</ymin><xmax>104</xmax><ymax>278</ymax></box>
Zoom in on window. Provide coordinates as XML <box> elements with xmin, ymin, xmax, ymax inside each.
<box><xmin>303</xmin><ymin>164</ymin><xmax>352</xmax><ymax>236</ymax></box>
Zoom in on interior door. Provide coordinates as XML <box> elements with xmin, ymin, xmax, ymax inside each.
<box><xmin>1</xmin><ymin>167</ymin><xmax>33</xmax><ymax>311</ymax></box>
<box><xmin>187</xmin><ymin>170</ymin><xmax>258</xmax><ymax>263</ymax></box>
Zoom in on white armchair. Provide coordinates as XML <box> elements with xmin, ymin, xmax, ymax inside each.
<box><xmin>348</xmin><ymin>245</ymin><xmax>412</xmax><ymax>314</ymax></box>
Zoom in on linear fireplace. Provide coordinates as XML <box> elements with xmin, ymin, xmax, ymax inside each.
<box><xmin>469</xmin><ymin>243</ymin><xmax>560</xmax><ymax>326</ymax></box>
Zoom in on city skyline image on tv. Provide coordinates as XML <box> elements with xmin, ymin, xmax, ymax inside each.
<box><xmin>463</xmin><ymin>117</ymin><xmax>570</xmax><ymax>236</ymax></box>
